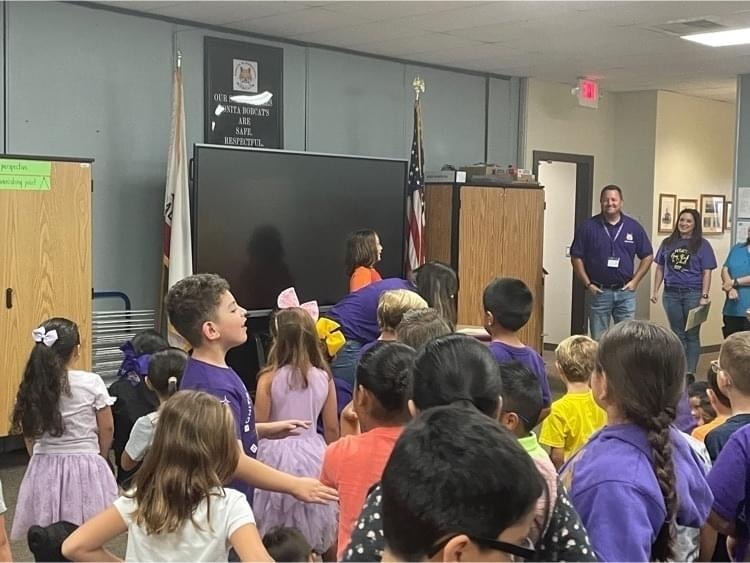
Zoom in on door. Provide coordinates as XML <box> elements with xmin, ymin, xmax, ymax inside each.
<box><xmin>533</xmin><ymin>151</ymin><xmax>594</xmax><ymax>343</ymax></box>
<box><xmin>539</xmin><ymin>161</ymin><xmax>577</xmax><ymax>346</ymax></box>
<box><xmin>0</xmin><ymin>158</ymin><xmax>92</xmax><ymax>435</ymax></box>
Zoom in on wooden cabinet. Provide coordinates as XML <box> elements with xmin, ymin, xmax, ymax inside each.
<box><xmin>425</xmin><ymin>182</ymin><xmax>544</xmax><ymax>351</ymax></box>
<box><xmin>0</xmin><ymin>157</ymin><xmax>92</xmax><ymax>436</ymax></box>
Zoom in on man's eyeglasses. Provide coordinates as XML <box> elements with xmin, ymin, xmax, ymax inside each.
<box><xmin>426</xmin><ymin>534</ymin><xmax>535</xmax><ymax>561</ymax></box>
<box><xmin>711</xmin><ymin>359</ymin><xmax>724</xmax><ymax>374</ymax></box>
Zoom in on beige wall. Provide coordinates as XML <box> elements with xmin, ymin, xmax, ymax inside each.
<box><xmin>650</xmin><ymin>90</ymin><xmax>736</xmax><ymax>347</ymax></box>
<box><xmin>613</xmin><ymin>91</ymin><xmax>659</xmax><ymax>318</ymax></box>
<box><xmin>524</xmin><ymin>80</ymin><xmax>736</xmax><ymax>347</ymax></box>
<box><xmin>523</xmin><ymin>78</ymin><xmax>616</xmax><ymax>205</ymax></box>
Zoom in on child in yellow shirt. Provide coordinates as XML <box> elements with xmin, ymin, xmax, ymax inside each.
<box><xmin>539</xmin><ymin>335</ymin><xmax>606</xmax><ymax>469</ymax></box>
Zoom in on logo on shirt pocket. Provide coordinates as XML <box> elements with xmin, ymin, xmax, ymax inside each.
<box><xmin>625</xmin><ymin>232</ymin><xmax>634</xmax><ymax>243</ymax></box>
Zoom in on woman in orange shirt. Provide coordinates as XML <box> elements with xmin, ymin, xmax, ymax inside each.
<box><xmin>346</xmin><ymin>229</ymin><xmax>383</xmax><ymax>292</ymax></box>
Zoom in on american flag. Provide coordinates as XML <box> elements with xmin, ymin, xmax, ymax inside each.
<box><xmin>405</xmin><ymin>98</ymin><xmax>425</xmax><ymax>275</ymax></box>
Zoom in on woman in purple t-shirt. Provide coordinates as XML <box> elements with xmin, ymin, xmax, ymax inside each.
<box><xmin>650</xmin><ymin>209</ymin><xmax>717</xmax><ymax>375</ymax></box>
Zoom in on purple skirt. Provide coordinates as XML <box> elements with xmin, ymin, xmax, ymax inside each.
<box><xmin>10</xmin><ymin>453</ymin><xmax>118</xmax><ymax>541</ymax></box>
<box><xmin>253</xmin><ymin>435</ymin><xmax>338</xmax><ymax>553</ymax></box>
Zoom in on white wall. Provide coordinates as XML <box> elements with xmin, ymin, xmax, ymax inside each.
<box><xmin>650</xmin><ymin>91</ymin><xmax>736</xmax><ymax>347</ymax></box>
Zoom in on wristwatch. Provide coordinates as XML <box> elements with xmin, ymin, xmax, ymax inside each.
<box><xmin>702</xmin><ymin>293</ymin><xmax>709</xmax><ymax>299</ymax></box>
<box><xmin>733</xmin><ymin>278</ymin><xmax>740</xmax><ymax>289</ymax></box>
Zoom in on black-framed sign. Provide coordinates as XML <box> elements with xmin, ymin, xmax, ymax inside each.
<box><xmin>204</xmin><ymin>37</ymin><xmax>283</xmax><ymax>148</ymax></box>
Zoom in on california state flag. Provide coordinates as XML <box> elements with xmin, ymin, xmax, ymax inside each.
<box><xmin>162</xmin><ymin>54</ymin><xmax>192</xmax><ymax>348</ymax></box>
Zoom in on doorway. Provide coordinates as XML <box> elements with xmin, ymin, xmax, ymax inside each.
<box><xmin>532</xmin><ymin>151</ymin><xmax>594</xmax><ymax>346</ymax></box>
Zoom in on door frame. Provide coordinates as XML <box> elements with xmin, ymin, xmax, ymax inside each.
<box><xmin>532</xmin><ymin>151</ymin><xmax>594</xmax><ymax>338</ymax></box>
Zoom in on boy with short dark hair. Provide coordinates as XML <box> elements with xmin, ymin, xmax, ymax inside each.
<box><xmin>166</xmin><ymin>273</ymin><xmax>336</xmax><ymax>505</ymax></box>
<box><xmin>381</xmin><ymin>405</ymin><xmax>543</xmax><ymax>562</ymax></box>
<box><xmin>483</xmin><ymin>278</ymin><xmax>551</xmax><ymax>411</ymax></box>
<box><xmin>498</xmin><ymin>362</ymin><xmax>558</xmax><ymax>544</ymax></box>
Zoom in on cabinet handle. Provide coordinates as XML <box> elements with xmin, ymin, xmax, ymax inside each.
<box><xmin>5</xmin><ymin>288</ymin><xmax>12</xmax><ymax>309</ymax></box>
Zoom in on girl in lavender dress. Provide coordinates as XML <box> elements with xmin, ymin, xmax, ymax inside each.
<box><xmin>254</xmin><ymin>290</ymin><xmax>339</xmax><ymax>554</ymax></box>
<box><xmin>10</xmin><ymin>317</ymin><xmax>118</xmax><ymax>541</ymax></box>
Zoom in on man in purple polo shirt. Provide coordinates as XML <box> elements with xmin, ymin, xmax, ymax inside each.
<box><xmin>570</xmin><ymin>185</ymin><xmax>653</xmax><ymax>340</ymax></box>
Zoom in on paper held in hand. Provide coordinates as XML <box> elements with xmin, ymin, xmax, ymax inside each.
<box><xmin>685</xmin><ymin>302</ymin><xmax>711</xmax><ymax>331</ymax></box>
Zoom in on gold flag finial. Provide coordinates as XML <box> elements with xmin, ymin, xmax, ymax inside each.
<box><xmin>412</xmin><ymin>76</ymin><xmax>425</xmax><ymax>100</ymax></box>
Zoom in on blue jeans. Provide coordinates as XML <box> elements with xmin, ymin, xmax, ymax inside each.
<box><xmin>663</xmin><ymin>287</ymin><xmax>702</xmax><ymax>374</ymax></box>
<box><xmin>330</xmin><ymin>340</ymin><xmax>362</xmax><ymax>385</ymax></box>
<box><xmin>587</xmin><ymin>288</ymin><xmax>637</xmax><ymax>341</ymax></box>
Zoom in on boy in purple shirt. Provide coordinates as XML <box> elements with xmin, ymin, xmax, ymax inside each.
<box><xmin>707</xmin><ymin>424</ymin><xmax>750</xmax><ymax>561</ymax></box>
<box><xmin>166</xmin><ymin>273</ymin><xmax>338</xmax><ymax>505</ymax></box>
<box><xmin>483</xmin><ymin>278</ymin><xmax>551</xmax><ymax>411</ymax></box>
<box><xmin>705</xmin><ymin>332</ymin><xmax>750</xmax><ymax>463</ymax></box>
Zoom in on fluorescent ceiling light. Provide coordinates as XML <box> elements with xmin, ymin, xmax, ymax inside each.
<box><xmin>682</xmin><ymin>27</ymin><xmax>750</xmax><ymax>47</ymax></box>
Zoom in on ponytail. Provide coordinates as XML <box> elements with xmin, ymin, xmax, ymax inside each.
<box><xmin>147</xmin><ymin>348</ymin><xmax>188</xmax><ymax>399</ymax></box>
<box><xmin>645</xmin><ymin>409</ymin><xmax>678</xmax><ymax>561</ymax></box>
<box><xmin>12</xmin><ymin>318</ymin><xmax>80</xmax><ymax>438</ymax></box>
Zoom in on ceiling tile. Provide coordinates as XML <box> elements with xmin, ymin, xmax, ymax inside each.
<box><xmin>230</xmin><ymin>7</ymin><xmax>372</xmax><ymax>36</ymax></box>
<box><xmin>146</xmin><ymin>1</ymin><xmax>310</xmax><ymax>25</ymax></box>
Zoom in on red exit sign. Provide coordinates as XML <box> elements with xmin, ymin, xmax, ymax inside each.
<box><xmin>577</xmin><ymin>78</ymin><xmax>599</xmax><ymax>108</ymax></box>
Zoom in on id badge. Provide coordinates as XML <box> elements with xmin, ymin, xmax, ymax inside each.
<box><xmin>607</xmin><ymin>257</ymin><xmax>620</xmax><ymax>268</ymax></box>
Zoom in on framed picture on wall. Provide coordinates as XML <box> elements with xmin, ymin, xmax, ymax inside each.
<box><xmin>658</xmin><ymin>193</ymin><xmax>677</xmax><ymax>233</ymax></box>
<box><xmin>726</xmin><ymin>201</ymin><xmax>733</xmax><ymax>231</ymax></box>
<box><xmin>678</xmin><ymin>198</ymin><xmax>698</xmax><ymax>213</ymax></box>
<box><xmin>700</xmin><ymin>194</ymin><xmax>726</xmax><ymax>234</ymax></box>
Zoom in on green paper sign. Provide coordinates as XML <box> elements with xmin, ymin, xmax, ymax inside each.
<box><xmin>0</xmin><ymin>159</ymin><xmax>52</xmax><ymax>191</ymax></box>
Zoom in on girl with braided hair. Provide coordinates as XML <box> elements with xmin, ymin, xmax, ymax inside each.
<box><xmin>562</xmin><ymin>320</ymin><xmax>713</xmax><ymax>561</ymax></box>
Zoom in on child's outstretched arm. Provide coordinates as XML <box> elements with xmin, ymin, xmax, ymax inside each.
<box><xmin>229</xmin><ymin>524</ymin><xmax>273</xmax><ymax>562</ymax></box>
<box><xmin>234</xmin><ymin>445</ymin><xmax>338</xmax><ymax>504</ymax></box>
<box><xmin>95</xmin><ymin>406</ymin><xmax>115</xmax><ymax>458</ymax></box>
<box><xmin>61</xmin><ymin>506</ymin><xmax>126</xmax><ymax>562</ymax></box>
<box><xmin>321</xmin><ymin>378</ymin><xmax>340</xmax><ymax>444</ymax></box>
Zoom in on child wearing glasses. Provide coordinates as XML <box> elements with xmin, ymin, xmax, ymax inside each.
<box><xmin>562</xmin><ymin>320</ymin><xmax>712</xmax><ymax>562</ymax></box>
<box><xmin>381</xmin><ymin>405</ymin><xmax>542</xmax><ymax>562</ymax></box>
<box><xmin>705</xmin><ymin>333</ymin><xmax>750</xmax><ymax>462</ymax></box>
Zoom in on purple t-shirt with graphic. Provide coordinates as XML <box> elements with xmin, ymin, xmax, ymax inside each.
<box><xmin>708</xmin><ymin>424</ymin><xmax>750</xmax><ymax>561</ymax></box>
<box><xmin>327</xmin><ymin>278</ymin><xmax>414</xmax><ymax>344</ymax></box>
<box><xmin>488</xmin><ymin>341</ymin><xmax>551</xmax><ymax>406</ymax></box>
<box><xmin>570</xmin><ymin>213</ymin><xmax>653</xmax><ymax>286</ymax></box>
<box><xmin>180</xmin><ymin>357</ymin><xmax>257</xmax><ymax>503</ymax></box>
<box><xmin>655</xmin><ymin>238</ymin><xmax>717</xmax><ymax>290</ymax></box>
<box><xmin>562</xmin><ymin>423</ymin><xmax>712</xmax><ymax>562</ymax></box>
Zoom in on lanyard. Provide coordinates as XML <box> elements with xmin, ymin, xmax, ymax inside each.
<box><xmin>602</xmin><ymin>221</ymin><xmax>624</xmax><ymax>255</ymax></box>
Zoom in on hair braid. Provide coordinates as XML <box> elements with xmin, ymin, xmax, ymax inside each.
<box><xmin>644</xmin><ymin>408</ymin><xmax>678</xmax><ymax>561</ymax></box>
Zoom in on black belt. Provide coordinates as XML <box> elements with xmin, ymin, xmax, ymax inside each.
<box><xmin>591</xmin><ymin>281</ymin><xmax>627</xmax><ymax>290</ymax></box>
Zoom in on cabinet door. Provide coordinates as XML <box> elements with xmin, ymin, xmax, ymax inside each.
<box><xmin>424</xmin><ymin>184</ymin><xmax>453</xmax><ymax>265</ymax></box>
<box><xmin>501</xmin><ymin>188</ymin><xmax>545</xmax><ymax>351</ymax></box>
<box><xmin>0</xmin><ymin>160</ymin><xmax>91</xmax><ymax>435</ymax></box>
<box><xmin>457</xmin><ymin>187</ymin><xmax>506</xmax><ymax>327</ymax></box>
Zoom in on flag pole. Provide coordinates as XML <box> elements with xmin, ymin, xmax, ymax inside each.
<box><xmin>158</xmin><ymin>50</ymin><xmax>182</xmax><ymax>334</ymax></box>
<box><xmin>406</xmin><ymin>76</ymin><xmax>427</xmax><ymax>275</ymax></box>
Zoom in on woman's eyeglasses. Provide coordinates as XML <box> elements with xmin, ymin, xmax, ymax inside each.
<box><xmin>426</xmin><ymin>534</ymin><xmax>535</xmax><ymax>561</ymax></box>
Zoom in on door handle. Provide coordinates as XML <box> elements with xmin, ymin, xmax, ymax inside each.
<box><xmin>5</xmin><ymin>288</ymin><xmax>12</xmax><ymax>309</ymax></box>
